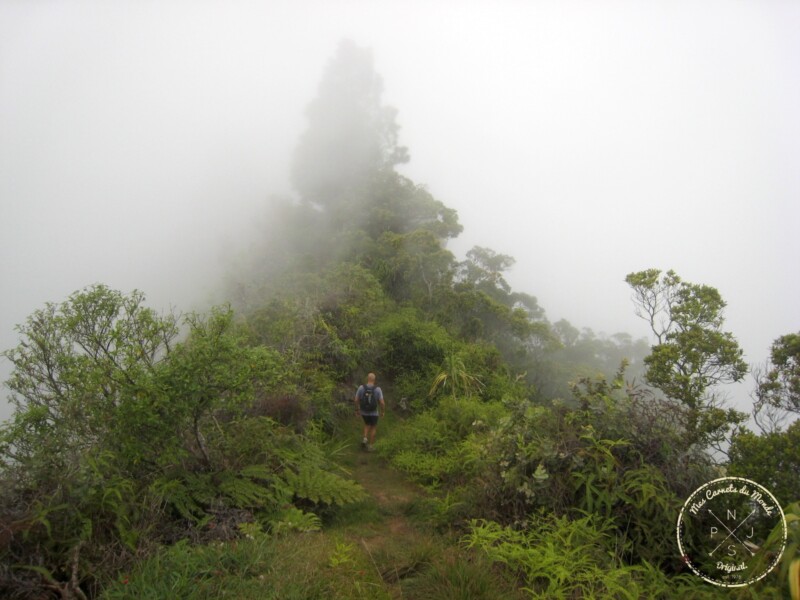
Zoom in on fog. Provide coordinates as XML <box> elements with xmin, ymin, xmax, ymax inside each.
<box><xmin>2</xmin><ymin>1</ymin><xmax>799</xmax><ymax>422</ymax></box>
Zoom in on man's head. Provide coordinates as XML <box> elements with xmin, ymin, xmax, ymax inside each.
<box><xmin>367</xmin><ymin>372</ymin><xmax>376</xmax><ymax>384</ymax></box>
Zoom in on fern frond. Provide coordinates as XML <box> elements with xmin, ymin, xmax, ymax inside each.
<box><xmin>150</xmin><ymin>477</ymin><xmax>206</xmax><ymax>522</ymax></box>
<box><xmin>239</xmin><ymin>464</ymin><xmax>276</xmax><ymax>482</ymax></box>
<box><xmin>219</xmin><ymin>475</ymin><xmax>274</xmax><ymax>508</ymax></box>
<box><xmin>282</xmin><ymin>468</ymin><xmax>365</xmax><ymax>506</ymax></box>
<box><xmin>270</xmin><ymin>506</ymin><xmax>321</xmax><ymax>534</ymax></box>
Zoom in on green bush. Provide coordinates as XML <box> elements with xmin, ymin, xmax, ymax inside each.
<box><xmin>372</xmin><ymin>308</ymin><xmax>450</xmax><ymax>384</ymax></box>
<box><xmin>0</xmin><ymin>286</ymin><xmax>365</xmax><ymax>598</ymax></box>
<box><xmin>378</xmin><ymin>397</ymin><xmax>504</xmax><ymax>489</ymax></box>
<box><xmin>728</xmin><ymin>421</ymin><xmax>800</xmax><ymax>508</ymax></box>
<box><xmin>243</xmin><ymin>262</ymin><xmax>390</xmax><ymax>382</ymax></box>
<box><xmin>377</xmin><ymin>365</ymin><xmax>721</xmax><ymax>574</ymax></box>
<box><xmin>465</xmin><ymin>515</ymin><xmax>722</xmax><ymax>599</ymax></box>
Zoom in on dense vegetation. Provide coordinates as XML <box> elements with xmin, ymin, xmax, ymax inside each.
<box><xmin>1</xmin><ymin>40</ymin><xmax>798</xmax><ymax>598</ymax></box>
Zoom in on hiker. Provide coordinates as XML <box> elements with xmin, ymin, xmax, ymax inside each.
<box><xmin>354</xmin><ymin>372</ymin><xmax>386</xmax><ymax>452</ymax></box>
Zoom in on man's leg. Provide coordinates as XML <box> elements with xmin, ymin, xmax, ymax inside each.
<box><xmin>368</xmin><ymin>424</ymin><xmax>377</xmax><ymax>445</ymax></box>
<box><xmin>361</xmin><ymin>421</ymin><xmax>369</xmax><ymax>449</ymax></box>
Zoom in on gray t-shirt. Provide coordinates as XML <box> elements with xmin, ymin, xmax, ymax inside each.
<box><xmin>356</xmin><ymin>384</ymin><xmax>383</xmax><ymax>416</ymax></box>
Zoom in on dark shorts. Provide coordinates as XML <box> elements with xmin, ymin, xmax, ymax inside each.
<box><xmin>361</xmin><ymin>415</ymin><xmax>379</xmax><ymax>426</ymax></box>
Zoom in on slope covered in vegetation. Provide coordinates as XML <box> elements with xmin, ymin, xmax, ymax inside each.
<box><xmin>1</xmin><ymin>40</ymin><xmax>798</xmax><ymax>599</ymax></box>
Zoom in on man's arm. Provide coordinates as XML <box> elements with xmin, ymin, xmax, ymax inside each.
<box><xmin>379</xmin><ymin>390</ymin><xmax>386</xmax><ymax>416</ymax></box>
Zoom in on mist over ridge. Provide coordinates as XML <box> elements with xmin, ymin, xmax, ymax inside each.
<box><xmin>2</xmin><ymin>6</ymin><xmax>800</xmax><ymax>597</ymax></box>
<box><xmin>2</xmin><ymin>2</ymin><xmax>799</xmax><ymax>424</ymax></box>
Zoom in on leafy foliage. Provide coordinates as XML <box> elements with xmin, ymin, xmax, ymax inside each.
<box><xmin>370</xmin><ymin>308</ymin><xmax>451</xmax><ymax>402</ymax></box>
<box><xmin>429</xmin><ymin>352</ymin><xmax>485</xmax><ymax>401</ymax></box>
<box><xmin>244</xmin><ymin>263</ymin><xmax>388</xmax><ymax>379</ymax></box>
<box><xmin>379</xmin><ymin>397</ymin><xmax>504</xmax><ymax>487</ymax></box>
<box><xmin>465</xmin><ymin>515</ymin><xmax>720</xmax><ymax>599</ymax></box>
<box><xmin>757</xmin><ymin>332</ymin><xmax>800</xmax><ymax>416</ymax></box>
<box><xmin>625</xmin><ymin>269</ymin><xmax>748</xmax><ymax>446</ymax></box>
<box><xmin>381</xmin><ymin>363</ymin><xmax>722</xmax><ymax>577</ymax></box>
<box><xmin>2</xmin><ymin>285</ymin><xmax>178</xmax><ymax>476</ymax></box>
<box><xmin>370</xmin><ymin>229</ymin><xmax>458</xmax><ymax>307</ymax></box>
<box><xmin>533</xmin><ymin>321</ymin><xmax>650</xmax><ymax>400</ymax></box>
<box><xmin>283</xmin><ymin>468</ymin><xmax>366</xmax><ymax>506</ymax></box>
<box><xmin>728</xmin><ymin>420</ymin><xmax>800</xmax><ymax>507</ymax></box>
<box><xmin>4</xmin><ymin>42</ymin><xmax>790</xmax><ymax>599</ymax></box>
<box><xmin>0</xmin><ymin>287</ymin><xmax>363</xmax><ymax>598</ymax></box>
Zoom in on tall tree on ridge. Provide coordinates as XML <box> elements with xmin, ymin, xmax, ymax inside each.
<box><xmin>625</xmin><ymin>269</ymin><xmax>748</xmax><ymax>448</ymax></box>
<box><xmin>291</xmin><ymin>39</ymin><xmax>409</xmax><ymax>209</ymax></box>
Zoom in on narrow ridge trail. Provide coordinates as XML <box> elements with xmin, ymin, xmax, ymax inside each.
<box><xmin>324</xmin><ymin>416</ymin><xmax>524</xmax><ymax>600</ymax></box>
<box><xmin>332</xmin><ymin>417</ymin><xmax>437</xmax><ymax>598</ymax></box>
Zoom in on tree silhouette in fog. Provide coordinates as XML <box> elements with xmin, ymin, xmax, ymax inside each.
<box><xmin>291</xmin><ymin>39</ymin><xmax>409</xmax><ymax>209</ymax></box>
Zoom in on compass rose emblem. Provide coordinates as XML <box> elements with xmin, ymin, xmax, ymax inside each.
<box><xmin>677</xmin><ymin>477</ymin><xmax>786</xmax><ymax>587</ymax></box>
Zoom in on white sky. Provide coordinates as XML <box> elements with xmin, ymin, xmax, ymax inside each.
<box><xmin>2</xmin><ymin>1</ymin><xmax>799</xmax><ymax>421</ymax></box>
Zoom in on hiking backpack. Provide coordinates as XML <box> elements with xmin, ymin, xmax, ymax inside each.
<box><xmin>359</xmin><ymin>385</ymin><xmax>378</xmax><ymax>412</ymax></box>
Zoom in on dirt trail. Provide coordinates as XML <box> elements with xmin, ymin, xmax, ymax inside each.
<box><xmin>320</xmin><ymin>418</ymin><xmax>522</xmax><ymax>600</ymax></box>
<box><xmin>350</xmin><ymin>447</ymin><xmax>419</xmax><ymax>532</ymax></box>
<box><xmin>333</xmin><ymin>420</ymin><xmax>435</xmax><ymax>598</ymax></box>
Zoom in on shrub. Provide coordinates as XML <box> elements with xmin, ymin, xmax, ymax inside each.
<box><xmin>464</xmin><ymin>515</ymin><xmax>721</xmax><ymax>599</ymax></box>
<box><xmin>0</xmin><ymin>286</ymin><xmax>364</xmax><ymax>598</ymax></box>
<box><xmin>372</xmin><ymin>308</ymin><xmax>450</xmax><ymax>385</ymax></box>
<box><xmin>379</xmin><ymin>397</ymin><xmax>504</xmax><ymax>490</ymax></box>
<box><xmin>728</xmin><ymin>421</ymin><xmax>800</xmax><ymax>508</ymax></box>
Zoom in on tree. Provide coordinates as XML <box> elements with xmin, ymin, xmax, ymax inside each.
<box><xmin>757</xmin><ymin>332</ymin><xmax>800</xmax><ymax>416</ymax></box>
<box><xmin>271</xmin><ymin>41</ymin><xmax>462</xmax><ymax>291</ymax></box>
<box><xmin>625</xmin><ymin>269</ymin><xmax>748</xmax><ymax>445</ymax></box>
<box><xmin>158</xmin><ymin>306</ymin><xmax>284</xmax><ymax>467</ymax></box>
<box><xmin>0</xmin><ymin>286</ymin><xmax>375</xmax><ymax>598</ymax></box>
<box><xmin>291</xmin><ymin>39</ymin><xmax>409</xmax><ymax>208</ymax></box>
<box><xmin>1</xmin><ymin>285</ymin><xmax>179</xmax><ymax>479</ymax></box>
<box><xmin>728</xmin><ymin>420</ymin><xmax>800</xmax><ymax>506</ymax></box>
<box><xmin>545</xmin><ymin>322</ymin><xmax>650</xmax><ymax>393</ymax></box>
<box><xmin>0</xmin><ymin>285</ymin><xmax>184</xmax><ymax>596</ymax></box>
<box><xmin>370</xmin><ymin>229</ymin><xmax>457</xmax><ymax>306</ymax></box>
<box><xmin>1</xmin><ymin>287</ymin><xmax>281</xmax><ymax>477</ymax></box>
<box><xmin>355</xmin><ymin>171</ymin><xmax>462</xmax><ymax>241</ymax></box>
<box><xmin>459</xmin><ymin>246</ymin><xmax>516</xmax><ymax>298</ymax></box>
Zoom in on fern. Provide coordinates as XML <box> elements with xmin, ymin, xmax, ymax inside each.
<box><xmin>392</xmin><ymin>450</ymin><xmax>454</xmax><ymax>484</ymax></box>
<box><xmin>150</xmin><ymin>476</ymin><xmax>207</xmax><ymax>523</ymax></box>
<box><xmin>464</xmin><ymin>516</ymin><xmax>720</xmax><ymax>598</ymax></box>
<box><xmin>151</xmin><ymin>460</ymin><xmax>286</xmax><ymax>525</ymax></box>
<box><xmin>269</xmin><ymin>506</ymin><xmax>322</xmax><ymax>534</ymax></box>
<box><xmin>282</xmin><ymin>468</ymin><xmax>365</xmax><ymax>506</ymax></box>
<box><xmin>239</xmin><ymin>463</ymin><xmax>275</xmax><ymax>482</ymax></box>
<box><xmin>219</xmin><ymin>475</ymin><xmax>274</xmax><ymax>508</ymax></box>
<box><xmin>183</xmin><ymin>472</ymin><xmax>219</xmax><ymax>506</ymax></box>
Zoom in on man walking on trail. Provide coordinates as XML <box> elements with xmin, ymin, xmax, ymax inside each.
<box><xmin>355</xmin><ymin>373</ymin><xmax>385</xmax><ymax>452</ymax></box>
